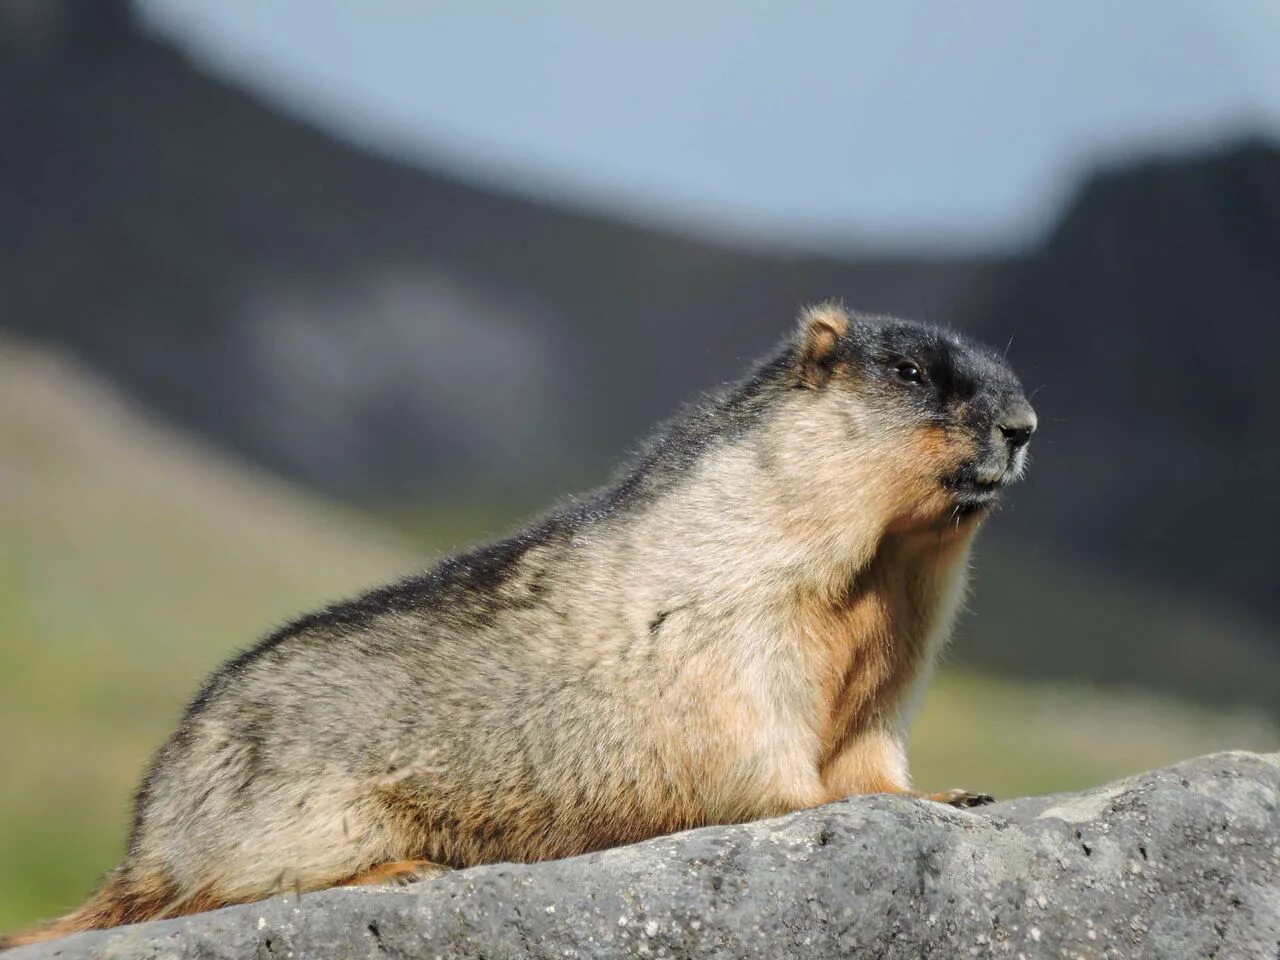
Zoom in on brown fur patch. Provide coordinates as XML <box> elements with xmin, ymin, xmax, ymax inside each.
<box><xmin>802</xmin><ymin>525</ymin><xmax>977</xmax><ymax>797</ymax></box>
<box><xmin>883</xmin><ymin>424</ymin><xmax>977</xmax><ymax>530</ymax></box>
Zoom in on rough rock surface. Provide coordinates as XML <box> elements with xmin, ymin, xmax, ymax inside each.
<box><xmin>10</xmin><ymin>752</ymin><xmax>1279</xmax><ymax>959</ymax></box>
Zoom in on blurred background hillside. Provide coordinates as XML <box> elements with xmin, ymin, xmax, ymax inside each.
<box><xmin>2</xmin><ymin>0</ymin><xmax>1278</xmax><ymax>931</ymax></box>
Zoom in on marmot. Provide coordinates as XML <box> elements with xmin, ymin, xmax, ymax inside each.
<box><xmin>4</xmin><ymin>304</ymin><xmax>1036</xmax><ymax>947</ymax></box>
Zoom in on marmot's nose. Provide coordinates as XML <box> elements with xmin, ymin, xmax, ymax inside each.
<box><xmin>997</xmin><ymin>404</ymin><xmax>1036</xmax><ymax>451</ymax></box>
<box><xmin>1000</xmin><ymin>424</ymin><xmax>1034</xmax><ymax>449</ymax></box>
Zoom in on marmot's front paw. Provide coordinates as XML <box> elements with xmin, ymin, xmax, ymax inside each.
<box><xmin>344</xmin><ymin>859</ymin><xmax>450</xmax><ymax>887</ymax></box>
<box><xmin>924</xmin><ymin>788</ymin><xmax>996</xmax><ymax>808</ymax></box>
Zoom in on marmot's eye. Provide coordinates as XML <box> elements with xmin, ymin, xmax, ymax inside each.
<box><xmin>894</xmin><ymin>361</ymin><xmax>925</xmax><ymax>385</ymax></box>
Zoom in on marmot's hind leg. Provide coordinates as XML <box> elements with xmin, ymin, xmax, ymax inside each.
<box><xmin>340</xmin><ymin>859</ymin><xmax>450</xmax><ymax>887</ymax></box>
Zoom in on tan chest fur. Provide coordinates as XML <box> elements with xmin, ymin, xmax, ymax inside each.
<box><xmin>630</xmin><ymin>525</ymin><xmax>977</xmax><ymax>823</ymax></box>
<box><xmin>803</xmin><ymin>525</ymin><xmax>975</xmax><ymax>771</ymax></box>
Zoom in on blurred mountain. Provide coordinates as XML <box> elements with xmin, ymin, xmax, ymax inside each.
<box><xmin>0</xmin><ymin>0</ymin><xmax>1001</xmax><ymax>495</ymax></box>
<box><xmin>1</xmin><ymin>3</ymin><xmax>1277</xmax><ymax>705</ymax></box>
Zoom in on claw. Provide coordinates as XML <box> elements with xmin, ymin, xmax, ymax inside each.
<box><xmin>926</xmin><ymin>788</ymin><xmax>996</xmax><ymax>808</ymax></box>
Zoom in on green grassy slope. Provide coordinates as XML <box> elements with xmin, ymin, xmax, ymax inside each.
<box><xmin>0</xmin><ymin>339</ymin><xmax>421</xmax><ymax>928</ymax></box>
<box><xmin>0</xmin><ymin>338</ymin><xmax>1274</xmax><ymax>930</ymax></box>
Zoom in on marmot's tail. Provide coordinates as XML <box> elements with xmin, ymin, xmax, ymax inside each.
<box><xmin>0</xmin><ymin>866</ymin><xmax>198</xmax><ymax>949</ymax></box>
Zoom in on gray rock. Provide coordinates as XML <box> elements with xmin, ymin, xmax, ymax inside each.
<box><xmin>10</xmin><ymin>751</ymin><xmax>1280</xmax><ymax>959</ymax></box>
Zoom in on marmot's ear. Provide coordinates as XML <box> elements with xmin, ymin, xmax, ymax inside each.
<box><xmin>795</xmin><ymin>302</ymin><xmax>850</xmax><ymax>388</ymax></box>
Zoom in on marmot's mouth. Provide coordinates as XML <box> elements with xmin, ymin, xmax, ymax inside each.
<box><xmin>941</xmin><ymin>470</ymin><xmax>1008</xmax><ymax>512</ymax></box>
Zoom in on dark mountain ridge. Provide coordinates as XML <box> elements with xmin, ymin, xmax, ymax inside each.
<box><xmin>979</xmin><ymin>139</ymin><xmax>1280</xmax><ymax>617</ymax></box>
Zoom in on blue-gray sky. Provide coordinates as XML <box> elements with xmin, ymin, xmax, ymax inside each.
<box><xmin>139</xmin><ymin>0</ymin><xmax>1280</xmax><ymax>249</ymax></box>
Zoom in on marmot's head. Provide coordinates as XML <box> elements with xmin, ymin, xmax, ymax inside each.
<box><xmin>786</xmin><ymin>303</ymin><xmax>1036</xmax><ymax>531</ymax></box>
